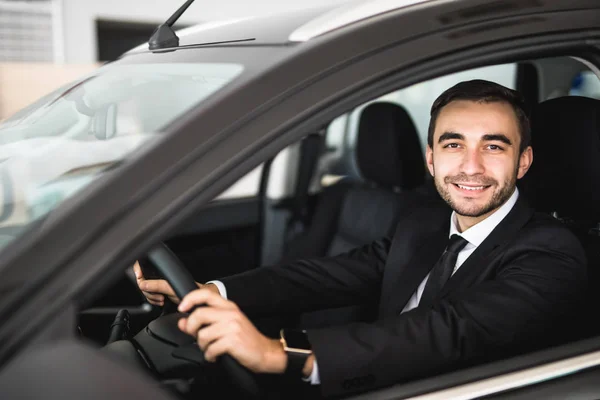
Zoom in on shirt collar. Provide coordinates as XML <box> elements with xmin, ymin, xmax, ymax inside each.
<box><xmin>449</xmin><ymin>187</ymin><xmax>519</xmax><ymax>247</ymax></box>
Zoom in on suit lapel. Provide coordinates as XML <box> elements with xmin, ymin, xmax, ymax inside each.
<box><xmin>440</xmin><ymin>195</ymin><xmax>534</xmax><ymax>297</ymax></box>
<box><xmin>379</xmin><ymin>207</ymin><xmax>450</xmax><ymax>318</ymax></box>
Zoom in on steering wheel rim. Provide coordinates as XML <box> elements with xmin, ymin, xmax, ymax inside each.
<box><xmin>144</xmin><ymin>242</ymin><xmax>262</xmax><ymax>398</ymax></box>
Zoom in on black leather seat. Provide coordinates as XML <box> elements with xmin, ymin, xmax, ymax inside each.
<box><xmin>283</xmin><ymin>101</ymin><xmax>429</xmax><ymax>328</ymax></box>
<box><xmin>283</xmin><ymin>101</ymin><xmax>426</xmax><ymax>263</ymax></box>
<box><xmin>520</xmin><ymin>95</ymin><xmax>600</xmax><ymax>338</ymax></box>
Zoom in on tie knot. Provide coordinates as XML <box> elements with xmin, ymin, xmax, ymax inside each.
<box><xmin>446</xmin><ymin>234</ymin><xmax>469</xmax><ymax>254</ymax></box>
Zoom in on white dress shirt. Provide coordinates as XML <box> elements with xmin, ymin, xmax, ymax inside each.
<box><xmin>209</xmin><ymin>188</ymin><xmax>520</xmax><ymax>385</ymax></box>
<box><xmin>401</xmin><ymin>187</ymin><xmax>519</xmax><ymax>313</ymax></box>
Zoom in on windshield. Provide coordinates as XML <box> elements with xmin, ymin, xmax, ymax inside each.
<box><xmin>0</xmin><ymin>62</ymin><xmax>244</xmax><ymax>250</ymax></box>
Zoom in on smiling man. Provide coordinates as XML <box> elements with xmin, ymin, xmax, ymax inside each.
<box><xmin>427</xmin><ymin>86</ymin><xmax>533</xmax><ymax>232</ymax></box>
<box><xmin>135</xmin><ymin>80</ymin><xmax>586</xmax><ymax>397</ymax></box>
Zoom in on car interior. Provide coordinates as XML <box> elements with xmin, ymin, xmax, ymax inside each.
<box><xmin>71</xmin><ymin>54</ymin><xmax>600</xmax><ymax>398</ymax></box>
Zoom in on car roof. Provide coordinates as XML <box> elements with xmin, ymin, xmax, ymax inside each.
<box><xmin>125</xmin><ymin>0</ymin><xmax>437</xmax><ymax>54</ymax></box>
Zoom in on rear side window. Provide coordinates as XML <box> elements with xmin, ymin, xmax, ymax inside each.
<box><xmin>349</xmin><ymin>63</ymin><xmax>516</xmax><ymax>150</ymax></box>
<box><xmin>570</xmin><ymin>71</ymin><xmax>600</xmax><ymax>99</ymax></box>
<box><xmin>322</xmin><ymin>63</ymin><xmax>516</xmax><ymax>180</ymax></box>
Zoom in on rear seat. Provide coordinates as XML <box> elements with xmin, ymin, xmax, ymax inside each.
<box><xmin>283</xmin><ymin>101</ymin><xmax>430</xmax><ymax>328</ymax></box>
<box><xmin>520</xmin><ymin>95</ymin><xmax>599</xmax><ymax>339</ymax></box>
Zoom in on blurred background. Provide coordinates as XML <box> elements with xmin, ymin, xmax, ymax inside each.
<box><xmin>0</xmin><ymin>0</ymin><xmax>349</xmax><ymax>119</ymax></box>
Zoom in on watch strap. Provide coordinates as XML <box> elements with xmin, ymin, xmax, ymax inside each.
<box><xmin>284</xmin><ymin>350</ymin><xmax>310</xmax><ymax>379</ymax></box>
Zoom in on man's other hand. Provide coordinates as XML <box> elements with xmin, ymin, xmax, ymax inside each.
<box><xmin>133</xmin><ymin>261</ymin><xmax>218</xmax><ymax>306</ymax></box>
<box><xmin>177</xmin><ymin>288</ymin><xmax>287</xmax><ymax>374</ymax></box>
<box><xmin>133</xmin><ymin>261</ymin><xmax>181</xmax><ymax>305</ymax></box>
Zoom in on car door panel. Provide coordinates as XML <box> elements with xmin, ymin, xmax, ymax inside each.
<box><xmin>79</xmin><ymin>197</ymin><xmax>261</xmax><ymax>345</ymax></box>
<box><xmin>166</xmin><ymin>197</ymin><xmax>261</xmax><ymax>283</ymax></box>
<box><xmin>85</xmin><ymin>178</ymin><xmax>262</xmax><ymax>305</ymax></box>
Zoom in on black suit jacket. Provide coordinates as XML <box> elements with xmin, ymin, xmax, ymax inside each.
<box><xmin>222</xmin><ymin>195</ymin><xmax>587</xmax><ymax>397</ymax></box>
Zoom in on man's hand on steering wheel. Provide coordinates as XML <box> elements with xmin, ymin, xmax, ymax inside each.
<box><xmin>133</xmin><ymin>261</ymin><xmax>183</xmax><ymax>305</ymax></box>
<box><xmin>131</xmin><ymin>246</ymin><xmax>266</xmax><ymax>397</ymax></box>
<box><xmin>177</xmin><ymin>288</ymin><xmax>288</xmax><ymax>374</ymax></box>
<box><xmin>133</xmin><ymin>261</ymin><xmax>218</xmax><ymax>306</ymax></box>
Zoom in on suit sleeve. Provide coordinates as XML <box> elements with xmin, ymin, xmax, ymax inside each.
<box><xmin>306</xmin><ymin>225</ymin><xmax>587</xmax><ymax>397</ymax></box>
<box><xmin>220</xmin><ymin>237</ymin><xmax>391</xmax><ymax>316</ymax></box>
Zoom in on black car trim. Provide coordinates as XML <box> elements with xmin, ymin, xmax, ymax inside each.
<box><xmin>407</xmin><ymin>349</ymin><xmax>600</xmax><ymax>399</ymax></box>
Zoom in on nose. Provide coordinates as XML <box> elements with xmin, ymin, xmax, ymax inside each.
<box><xmin>460</xmin><ymin>148</ymin><xmax>485</xmax><ymax>176</ymax></box>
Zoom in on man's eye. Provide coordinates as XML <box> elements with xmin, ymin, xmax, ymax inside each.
<box><xmin>487</xmin><ymin>144</ymin><xmax>503</xmax><ymax>151</ymax></box>
<box><xmin>443</xmin><ymin>143</ymin><xmax>460</xmax><ymax>149</ymax></box>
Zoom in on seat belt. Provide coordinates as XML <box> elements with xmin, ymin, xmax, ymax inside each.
<box><xmin>286</xmin><ymin>133</ymin><xmax>324</xmax><ymax>239</ymax></box>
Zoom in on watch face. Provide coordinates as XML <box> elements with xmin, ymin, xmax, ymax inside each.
<box><xmin>285</xmin><ymin>330</ymin><xmax>311</xmax><ymax>350</ymax></box>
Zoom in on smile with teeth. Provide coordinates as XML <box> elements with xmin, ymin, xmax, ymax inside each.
<box><xmin>455</xmin><ymin>184</ymin><xmax>488</xmax><ymax>191</ymax></box>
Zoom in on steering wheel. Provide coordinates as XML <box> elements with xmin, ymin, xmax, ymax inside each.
<box><xmin>142</xmin><ymin>242</ymin><xmax>262</xmax><ymax>398</ymax></box>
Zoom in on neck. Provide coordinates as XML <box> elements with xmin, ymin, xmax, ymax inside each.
<box><xmin>454</xmin><ymin>188</ymin><xmax>518</xmax><ymax>232</ymax></box>
<box><xmin>455</xmin><ymin>208</ymin><xmax>498</xmax><ymax>232</ymax></box>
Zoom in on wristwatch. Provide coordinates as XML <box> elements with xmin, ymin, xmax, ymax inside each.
<box><xmin>279</xmin><ymin>328</ymin><xmax>312</xmax><ymax>379</ymax></box>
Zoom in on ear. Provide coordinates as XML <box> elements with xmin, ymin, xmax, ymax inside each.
<box><xmin>426</xmin><ymin>145</ymin><xmax>434</xmax><ymax>177</ymax></box>
<box><xmin>516</xmin><ymin>146</ymin><xmax>533</xmax><ymax>179</ymax></box>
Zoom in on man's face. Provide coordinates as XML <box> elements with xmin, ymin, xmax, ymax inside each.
<box><xmin>426</xmin><ymin>100</ymin><xmax>533</xmax><ymax>226</ymax></box>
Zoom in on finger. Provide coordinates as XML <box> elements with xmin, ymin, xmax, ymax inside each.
<box><xmin>142</xmin><ymin>291</ymin><xmax>165</xmax><ymax>303</ymax></box>
<box><xmin>178</xmin><ymin>317</ymin><xmax>187</xmax><ymax>332</ymax></box>
<box><xmin>196</xmin><ymin>320</ymin><xmax>236</xmax><ymax>351</ymax></box>
<box><xmin>133</xmin><ymin>261</ymin><xmax>143</xmax><ymax>281</ymax></box>
<box><xmin>139</xmin><ymin>279</ymin><xmax>176</xmax><ymax>297</ymax></box>
<box><xmin>178</xmin><ymin>288</ymin><xmax>236</xmax><ymax>313</ymax></box>
<box><xmin>204</xmin><ymin>336</ymin><xmax>236</xmax><ymax>363</ymax></box>
<box><xmin>143</xmin><ymin>294</ymin><xmax>164</xmax><ymax>307</ymax></box>
<box><xmin>181</xmin><ymin>308</ymin><xmax>236</xmax><ymax>338</ymax></box>
<box><xmin>147</xmin><ymin>298</ymin><xmax>164</xmax><ymax>307</ymax></box>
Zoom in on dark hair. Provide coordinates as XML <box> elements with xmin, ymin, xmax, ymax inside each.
<box><xmin>427</xmin><ymin>79</ymin><xmax>531</xmax><ymax>153</ymax></box>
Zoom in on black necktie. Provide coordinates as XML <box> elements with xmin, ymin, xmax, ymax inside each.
<box><xmin>419</xmin><ymin>234</ymin><xmax>469</xmax><ymax>307</ymax></box>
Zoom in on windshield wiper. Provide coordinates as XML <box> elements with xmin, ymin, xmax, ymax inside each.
<box><xmin>149</xmin><ymin>0</ymin><xmax>195</xmax><ymax>50</ymax></box>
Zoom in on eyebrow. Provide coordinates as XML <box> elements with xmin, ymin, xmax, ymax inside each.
<box><xmin>482</xmin><ymin>134</ymin><xmax>512</xmax><ymax>146</ymax></box>
<box><xmin>438</xmin><ymin>132</ymin><xmax>463</xmax><ymax>143</ymax></box>
<box><xmin>437</xmin><ymin>132</ymin><xmax>513</xmax><ymax>146</ymax></box>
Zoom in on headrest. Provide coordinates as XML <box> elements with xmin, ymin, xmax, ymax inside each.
<box><xmin>355</xmin><ymin>102</ymin><xmax>425</xmax><ymax>190</ymax></box>
<box><xmin>520</xmin><ymin>96</ymin><xmax>600</xmax><ymax>221</ymax></box>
